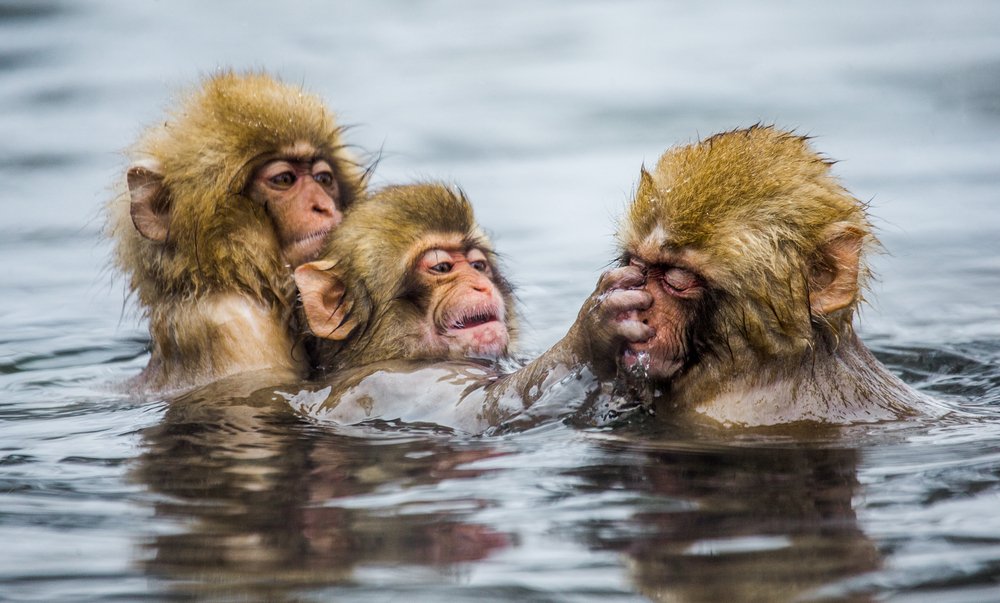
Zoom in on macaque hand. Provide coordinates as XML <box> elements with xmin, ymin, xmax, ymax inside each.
<box><xmin>567</xmin><ymin>265</ymin><xmax>654</xmax><ymax>376</ymax></box>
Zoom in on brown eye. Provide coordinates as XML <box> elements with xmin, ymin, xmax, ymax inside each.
<box><xmin>470</xmin><ymin>260</ymin><xmax>488</xmax><ymax>272</ymax></box>
<box><xmin>430</xmin><ymin>262</ymin><xmax>453</xmax><ymax>274</ymax></box>
<box><xmin>313</xmin><ymin>171</ymin><xmax>334</xmax><ymax>186</ymax></box>
<box><xmin>269</xmin><ymin>171</ymin><xmax>296</xmax><ymax>188</ymax></box>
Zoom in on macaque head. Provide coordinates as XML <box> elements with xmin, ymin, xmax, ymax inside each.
<box><xmin>114</xmin><ymin>71</ymin><xmax>364</xmax><ymax>308</ymax></box>
<box><xmin>617</xmin><ymin>126</ymin><xmax>874</xmax><ymax>390</ymax></box>
<box><xmin>294</xmin><ymin>183</ymin><xmax>517</xmax><ymax>372</ymax></box>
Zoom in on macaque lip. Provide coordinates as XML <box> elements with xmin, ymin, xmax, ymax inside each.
<box><xmin>291</xmin><ymin>226</ymin><xmax>333</xmax><ymax>248</ymax></box>
<box><xmin>439</xmin><ymin>306</ymin><xmax>508</xmax><ymax>357</ymax></box>
<box><xmin>284</xmin><ymin>226</ymin><xmax>333</xmax><ymax>263</ymax></box>
<box><xmin>624</xmin><ymin>342</ymin><xmax>682</xmax><ymax>378</ymax></box>
<box><xmin>447</xmin><ymin>309</ymin><xmax>499</xmax><ymax>331</ymax></box>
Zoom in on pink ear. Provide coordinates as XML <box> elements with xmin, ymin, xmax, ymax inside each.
<box><xmin>294</xmin><ymin>260</ymin><xmax>358</xmax><ymax>340</ymax></box>
<box><xmin>127</xmin><ymin>162</ymin><xmax>170</xmax><ymax>242</ymax></box>
<box><xmin>809</xmin><ymin>224</ymin><xmax>863</xmax><ymax>316</ymax></box>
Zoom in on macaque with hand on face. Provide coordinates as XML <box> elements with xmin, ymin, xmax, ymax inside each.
<box><xmin>292</xmin><ymin>183</ymin><xmax>653</xmax><ymax>432</ymax></box>
<box><xmin>108</xmin><ymin>71</ymin><xmax>366</xmax><ymax>393</ymax></box>
<box><xmin>604</xmin><ymin>125</ymin><xmax>942</xmax><ymax>427</ymax></box>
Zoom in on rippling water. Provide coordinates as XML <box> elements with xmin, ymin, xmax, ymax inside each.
<box><xmin>2</xmin><ymin>1</ymin><xmax>999</xmax><ymax>600</ymax></box>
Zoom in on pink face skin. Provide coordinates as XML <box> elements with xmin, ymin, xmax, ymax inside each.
<box><xmin>622</xmin><ymin>256</ymin><xmax>705</xmax><ymax>380</ymax></box>
<box><xmin>416</xmin><ymin>247</ymin><xmax>509</xmax><ymax>360</ymax></box>
<box><xmin>251</xmin><ymin>156</ymin><xmax>342</xmax><ymax>267</ymax></box>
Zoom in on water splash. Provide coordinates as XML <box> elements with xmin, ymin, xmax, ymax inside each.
<box><xmin>587</xmin><ymin>351</ymin><xmax>657</xmax><ymax>426</ymax></box>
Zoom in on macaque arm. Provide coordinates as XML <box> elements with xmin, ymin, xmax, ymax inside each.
<box><xmin>492</xmin><ymin>265</ymin><xmax>654</xmax><ymax>402</ymax></box>
<box><xmin>294</xmin><ymin>260</ymin><xmax>360</xmax><ymax>340</ymax></box>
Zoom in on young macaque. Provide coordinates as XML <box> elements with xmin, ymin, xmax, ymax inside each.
<box><xmin>611</xmin><ymin>125</ymin><xmax>940</xmax><ymax>426</ymax></box>
<box><xmin>292</xmin><ymin>183</ymin><xmax>652</xmax><ymax>432</ymax></box>
<box><xmin>108</xmin><ymin>71</ymin><xmax>366</xmax><ymax>392</ymax></box>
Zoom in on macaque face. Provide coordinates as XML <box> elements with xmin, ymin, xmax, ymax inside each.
<box><xmin>621</xmin><ymin>242</ymin><xmax>709</xmax><ymax>381</ymax></box>
<box><xmin>248</xmin><ymin>144</ymin><xmax>343</xmax><ymax>267</ymax></box>
<box><xmin>413</xmin><ymin>244</ymin><xmax>509</xmax><ymax>360</ymax></box>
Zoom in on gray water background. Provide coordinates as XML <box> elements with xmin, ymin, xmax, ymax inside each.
<box><xmin>2</xmin><ymin>1</ymin><xmax>1000</xmax><ymax>600</ymax></box>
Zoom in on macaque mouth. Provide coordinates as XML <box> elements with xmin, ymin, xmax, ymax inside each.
<box><xmin>447</xmin><ymin>308</ymin><xmax>500</xmax><ymax>331</ymax></box>
<box><xmin>283</xmin><ymin>227</ymin><xmax>335</xmax><ymax>263</ymax></box>
<box><xmin>439</xmin><ymin>302</ymin><xmax>508</xmax><ymax>358</ymax></box>
<box><xmin>290</xmin><ymin>226</ymin><xmax>333</xmax><ymax>248</ymax></box>
<box><xmin>623</xmin><ymin>342</ymin><xmax>684</xmax><ymax>379</ymax></box>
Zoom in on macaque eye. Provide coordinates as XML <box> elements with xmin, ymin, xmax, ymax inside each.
<box><xmin>466</xmin><ymin>249</ymin><xmax>490</xmax><ymax>273</ymax></box>
<box><xmin>662</xmin><ymin>267</ymin><xmax>700</xmax><ymax>293</ymax></box>
<box><xmin>430</xmin><ymin>262</ymin><xmax>453</xmax><ymax>274</ymax></box>
<box><xmin>268</xmin><ymin>171</ymin><xmax>296</xmax><ymax>188</ymax></box>
<box><xmin>313</xmin><ymin>171</ymin><xmax>334</xmax><ymax>186</ymax></box>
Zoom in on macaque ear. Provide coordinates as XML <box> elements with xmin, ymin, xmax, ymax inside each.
<box><xmin>808</xmin><ymin>224</ymin><xmax>864</xmax><ymax>316</ymax></box>
<box><xmin>127</xmin><ymin>161</ymin><xmax>171</xmax><ymax>242</ymax></box>
<box><xmin>294</xmin><ymin>260</ymin><xmax>359</xmax><ymax>341</ymax></box>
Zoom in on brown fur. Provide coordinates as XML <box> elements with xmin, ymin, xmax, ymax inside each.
<box><xmin>305</xmin><ymin>183</ymin><xmax>518</xmax><ymax>373</ymax></box>
<box><xmin>622</xmin><ymin>126</ymin><xmax>874</xmax><ymax>354</ymax></box>
<box><xmin>108</xmin><ymin>70</ymin><xmax>364</xmax><ymax>391</ymax></box>
<box><xmin>618</xmin><ymin>126</ymin><xmax>933</xmax><ymax>425</ymax></box>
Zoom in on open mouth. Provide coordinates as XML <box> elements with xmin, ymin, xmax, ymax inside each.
<box><xmin>446</xmin><ymin>307</ymin><xmax>500</xmax><ymax>331</ymax></box>
<box><xmin>440</xmin><ymin>304</ymin><xmax>507</xmax><ymax>359</ymax></box>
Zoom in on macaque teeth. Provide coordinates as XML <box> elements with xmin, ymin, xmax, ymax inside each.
<box><xmin>447</xmin><ymin>307</ymin><xmax>499</xmax><ymax>331</ymax></box>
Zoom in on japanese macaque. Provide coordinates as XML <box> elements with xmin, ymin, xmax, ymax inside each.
<box><xmin>108</xmin><ymin>71</ymin><xmax>365</xmax><ymax>392</ymax></box>
<box><xmin>614</xmin><ymin>125</ymin><xmax>938</xmax><ymax>426</ymax></box>
<box><xmin>295</xmin><ymin>182</ymin><xmax>517</xmax><ymax>370</ymax></box>
<box><xmin>292</xmin><ymin>183</ymin><xmax>652</xmax><ymax>432</ymax></box>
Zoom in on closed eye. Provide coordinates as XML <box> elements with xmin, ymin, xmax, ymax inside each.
<box><xmin>662</xmin><ymin>267</ymin><xmax>700</xmax><ymax>293</ymax></box>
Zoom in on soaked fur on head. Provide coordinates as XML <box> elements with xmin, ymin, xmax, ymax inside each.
<box><xmin>107</xmin><ymin>70</ymin><xmax>365</xmax><ymax>388</ymax></box>
<box><xmin>309</xmin><ymin>183</ymin><xmax>518</xmax><ymax>372</ymax></box>
<box><xmin>619</xmin><ymin>125</ymin><xmax>876</xmax><ymax>360</ymax></box>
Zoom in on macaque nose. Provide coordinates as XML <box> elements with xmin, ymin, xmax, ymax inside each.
<box><xmin>470</xmin><ymin>273</ymin><xmax>492</xmax><ymax>292</ymax></box>
<box><xmin>306</xmin><ymin>181</ymin><xmax>337</xmax><ymax>216</ymax></box>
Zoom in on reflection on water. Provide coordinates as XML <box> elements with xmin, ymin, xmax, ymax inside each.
<box><xmin>2</xmin><ymin>0</ymin><xmax>1000</xmax><ymax>600</ymax></box>
<box><xmin>136</xmin><ymin>385</ymin><xmax>513</xmax><ymax>599</ymax></box>
<box><xmin>574</xmin><ymin>438</ymin><xmax>879</xmax><ymax>602</ymax></box>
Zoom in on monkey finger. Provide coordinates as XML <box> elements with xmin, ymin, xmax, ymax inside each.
<box><xmin>615</xmin><ymin>319</ymin><xmax>655</xmax><ymax>344</ymax></box>
<box><xmin>599</xmin><ymin>265</ymin><xmax>646</xmax><ymax>291</ymax></box>
<box><xmin>601</xmin><ymin>289</ymin><xmax>653</xmax><ymax>316</ymax></box>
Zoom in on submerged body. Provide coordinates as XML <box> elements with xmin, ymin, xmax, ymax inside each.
<box><xmin>284</xmin><ymin>358</ymin><xmax>643</xmax><ymax>434</ymax></box>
